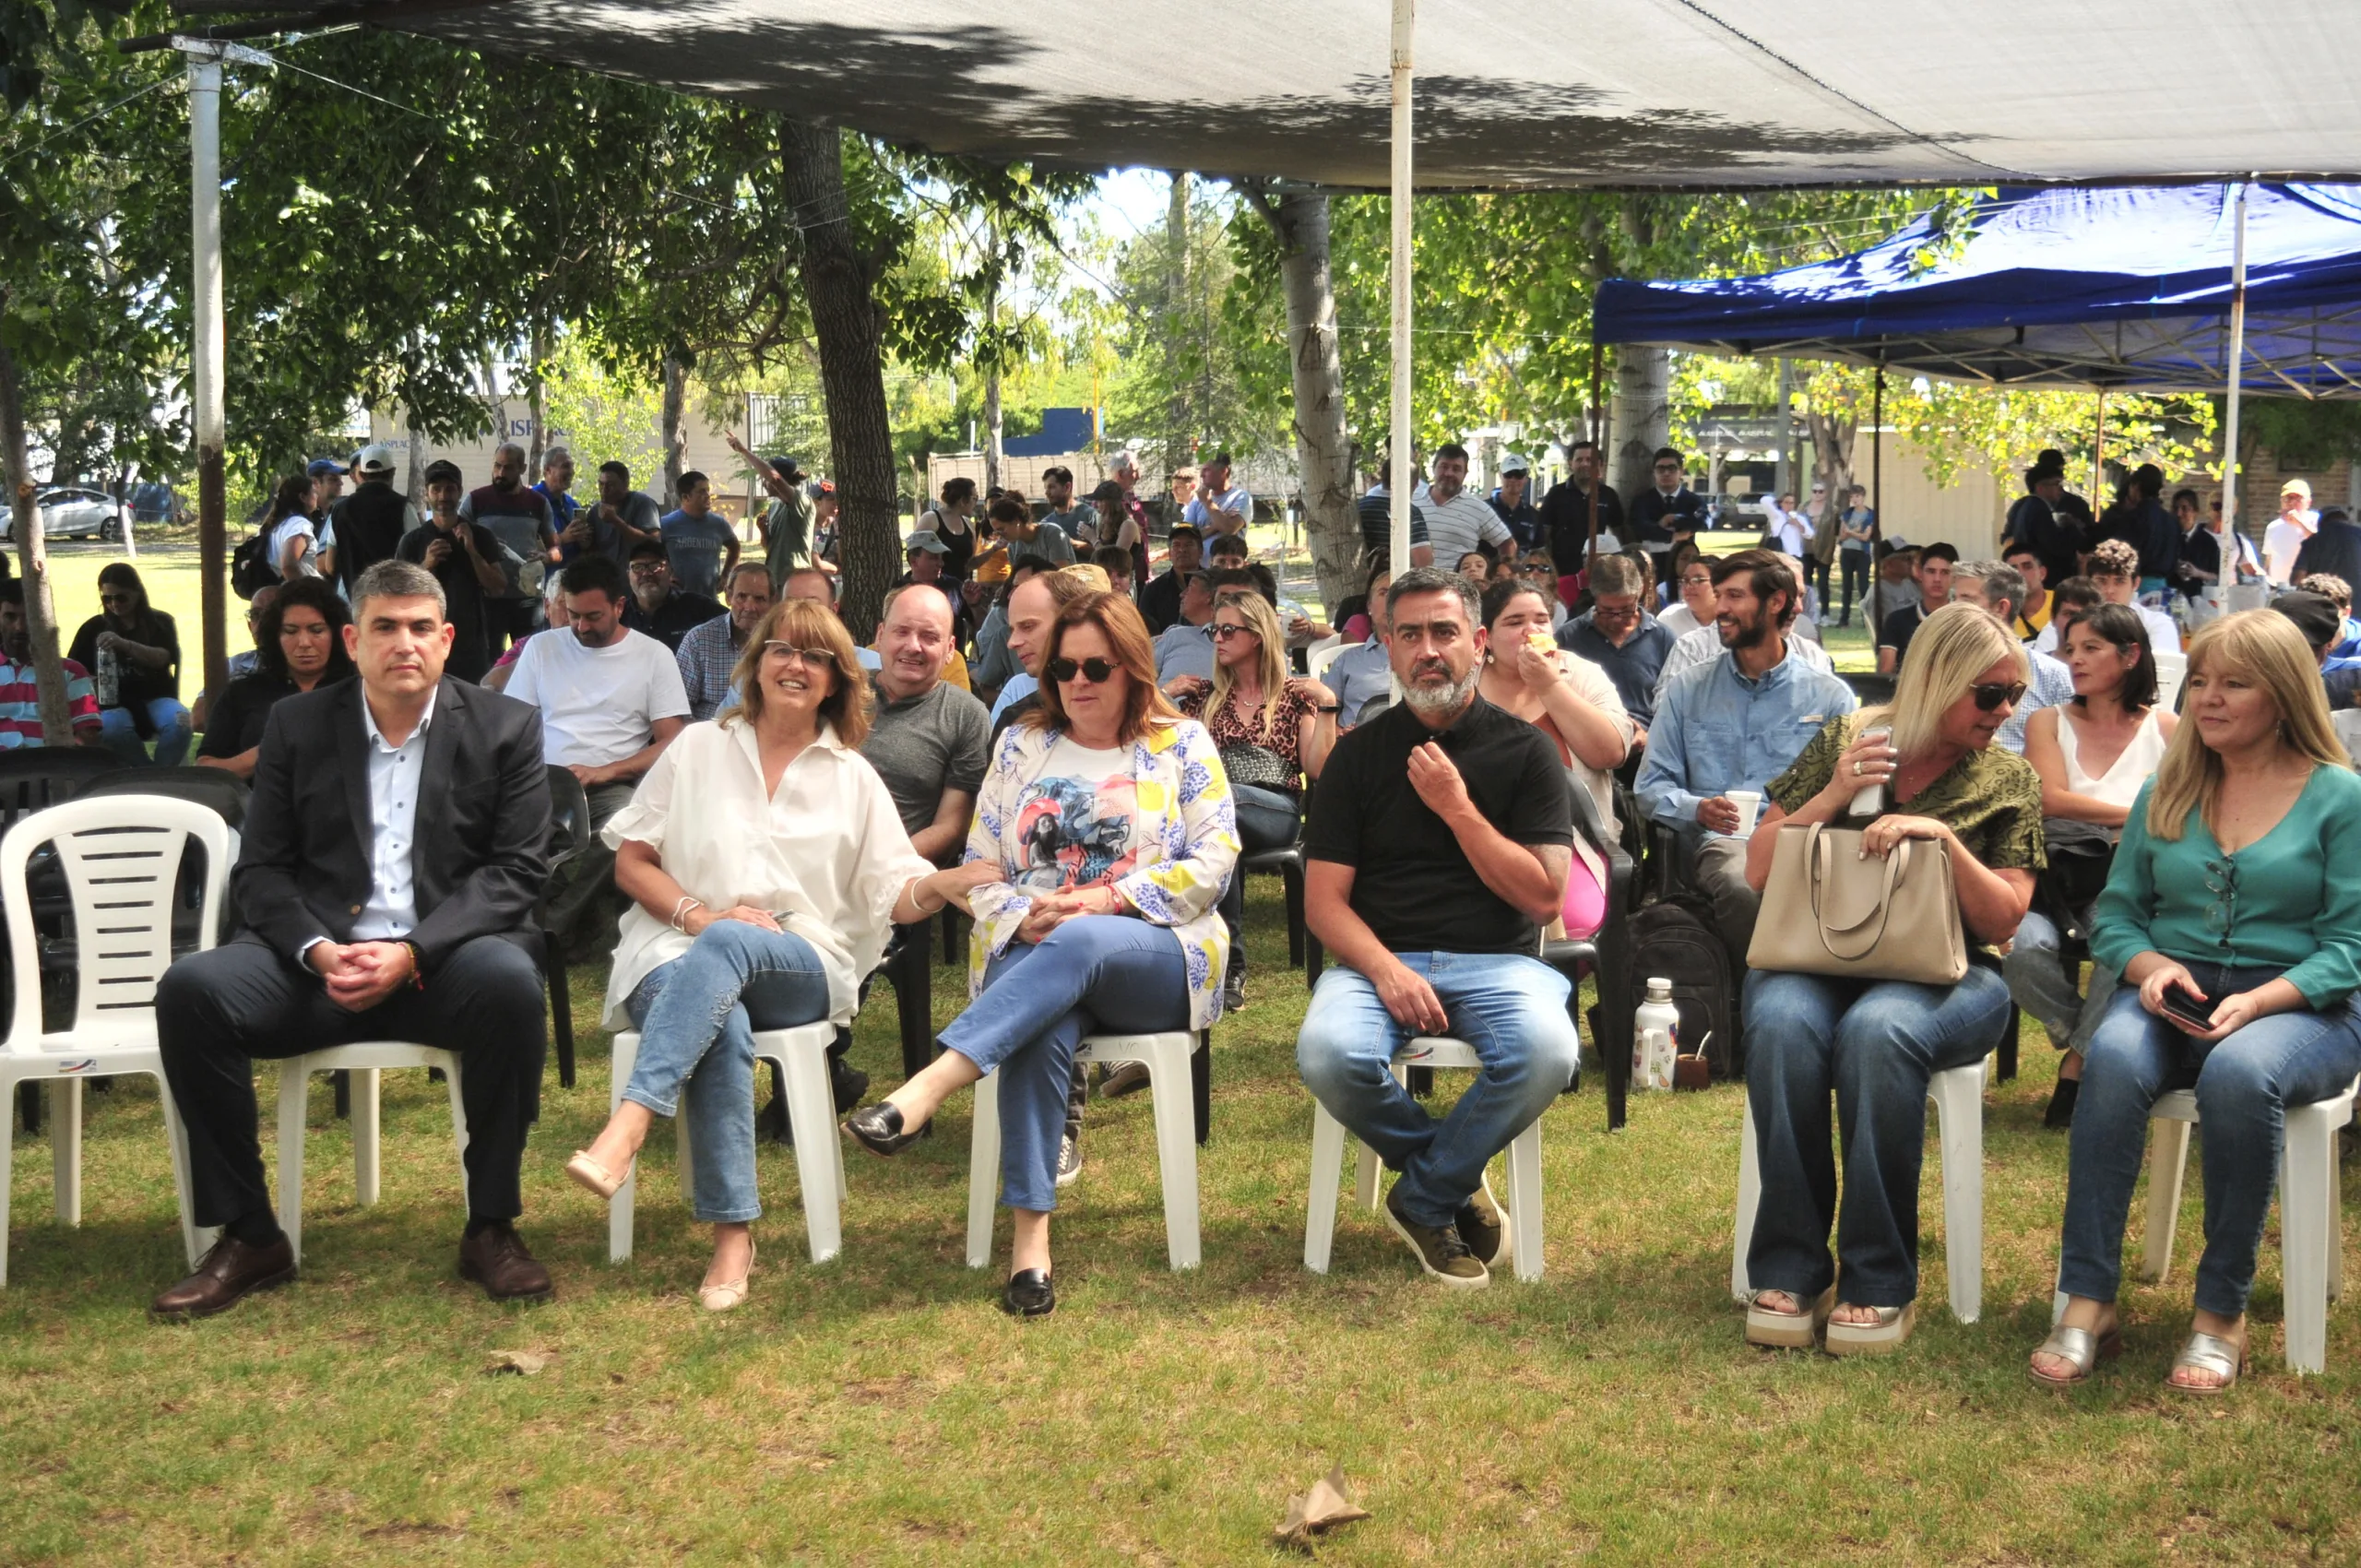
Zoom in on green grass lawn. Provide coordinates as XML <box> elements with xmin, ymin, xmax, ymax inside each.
<box><xmin>2</xmin><ymin>886</ymin><xmax>2356</xmax><ymax>1564</ymax></box>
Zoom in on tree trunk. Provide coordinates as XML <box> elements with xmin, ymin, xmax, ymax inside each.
<box><xmin>1247</xmin><ymin>186</ymin><xmax>1357</xmax><ymax>616</ymax></box>
<box><xmin>1162</xmin><ymin>171</ymin><xmax>1191</xmax><ymax>486</ymax></box>
<box><xmin>404</xmin><ymin>403</ymin><xmax>429</xmax><ymax>513</ymax></box>
<box><xmin>659</xmin><ymin>350</ymin><xmax>688</xmax><ymax>508</ymax></box>
<box><xmin>780</xmin><ymin>119</ymin><xmax>900</xmax><ymax>640</ymax></box>
<box><xmin>1609</xmin><ymin>345</ymin><xmax>1671</xmax><ymax>500</ymax></box>
<box><xmin>526</xmin><ymin>323</ymin><xmax>549</xmax><ymax>473</ymax></box>
<box><xmin>0</xmin><ymin>333</ymin><xmax>78</xmax><ymax>745</ymax></box>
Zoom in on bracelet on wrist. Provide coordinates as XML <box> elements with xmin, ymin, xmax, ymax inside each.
<box><xmin>670</xmin><ymin>895</ymin><xmax>706</xmax><ymax>933</ymax></box>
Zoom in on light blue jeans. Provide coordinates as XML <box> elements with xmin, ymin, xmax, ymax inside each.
<box><xmin>623</xmin><ymin>922</ymin><xmax>832</xmax><ymax>1224</ymax></box>
<box><xmin>940</xmin><ymin>916</ymin><xmax>1192</xmax><ymax>1214</ymax></box>
<box><xmin>99</xmin><ymin>697</ymin><xmax>191</xmax><ymax>767</ymax></box>
<box><xmin>2058</xmin><ymin>964</ymin><xmax>2361</xmax><ymax>1316</ymax></box>
<box><xmin>1742</xmin><ymin>965</ymin><xmax>2011</xmax><ymax>1307</ymax></box>
<box><xmin>1296</xmin><ymin>952</ymin><xmax>1580</xmax><ymax>1229</ymax></box>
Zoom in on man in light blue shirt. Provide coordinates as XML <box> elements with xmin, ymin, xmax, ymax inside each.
<box><xmin>1637</xmin><ymin>550</ymin><xmax>1857</xmax><ymax>968</ymax></box>
<box><xmin>1973</xmin><ymin>561</ymin><xmax>2073</xmax><ymax>754</ymax></box>
<box><xmin>1152</xmin><ymin>571</ymin><xmax>1217</xmax><ymax>682</ymax></box>
<box><xmin>1324</xmin><ymin>563</ymin><xmax>1396</xmax><ymax>725</ymax></box>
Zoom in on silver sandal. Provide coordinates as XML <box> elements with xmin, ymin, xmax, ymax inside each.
<box><xmin>2166</xmin><ymin>1330</ymin><xmax>2246</xmax><ymax>1396</ymax></box>
<box><xmin>1744</xmin><ymin>1285</ymin><xmax>1833</xmax><ymax>1349</ymax></box>
<box><xmin>2028</xmin><ymin>1321</ymin><xmax>2122</xmax><ymax>1387</ymax></box>
<box><xmin>1824</xmin><ymin>1301</ymin><xmax>1916</xmax><ymax>1357</ymax></box>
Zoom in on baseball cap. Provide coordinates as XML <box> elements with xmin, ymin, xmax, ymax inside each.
<box><xmin>905</xmin><ymin>530</ymin><xmax>948</xmax><ymax>555</ymax></box>
<box><xmin>1499</xmin><ymin>452</ymin><xmax>1531</xmax><ymax>475</ymax></box>
<box><xmin>1169</xmin><ymin>522</ymin><xmax>1203</xmax><ymax>540</ymax></box>
<box><xmin>767</xmin><ymin>455</ymin><xmax>803</xmax><ymax>481</ymax></box>
<box><xmin>307</xmin><ymin>457</ymin><xmax>348</xmax><ymax>479</ymax></box>
<box><xmin>354</xmin><ymin>444</ymin><xmax>397</xmax><ymax>476</ymax></box>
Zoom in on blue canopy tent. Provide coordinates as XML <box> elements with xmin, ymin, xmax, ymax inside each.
<box><xmin>1594</xmin><ymin>182</ymin><xmax>2361</xmax><ymax>529</ymax></box>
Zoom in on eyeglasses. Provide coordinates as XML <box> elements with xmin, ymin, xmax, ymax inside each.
<box><xmin>1048</xmin><ymin>656</ymin><xmax>1119</xmax><ymax>683</ymax></box>
<box><xmin>628</xmin><ymin>560</ymin><xmax>670</xmax><ymax>576</ymax></box>
<box><xmin>2204</xmin><ymin>856</ymin><xmax>2239</xmax><ymax>942</ymax></box>
<box><xmin>1210</xmin><ymin>624</ymin><xmax>1256</xmax><ymax>641</ymax></box>
<box><xmin>1654</xmin><ymin>462</ymin><xmax>1682</xmax><ymax>473</ymax></box>
<box><xmin>1679</xmin><ymin>573</ymin><xmax>1714</xmax><ymax>588</ymax></box>
<box><xmin>761</xmin><ymin>641</ymin><xmax>838</xmax><ymax>670</ymax></box>
<box><xmin>1969</xmin><ymin>681</ymin><xmax>2027</xmax><ymax>712</ymax></box>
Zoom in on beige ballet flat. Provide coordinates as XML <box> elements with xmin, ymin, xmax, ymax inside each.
<box><xmin>698</xmin><ymin>1241</ymin><xmax>755</xmax><ymax>1313</ymax></box>
<box><xmin>564</xmin><ymin>1148</ymin><xmax>633</xmax><ymax>1201</ymax></box>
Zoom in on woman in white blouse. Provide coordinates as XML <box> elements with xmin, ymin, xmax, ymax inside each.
<box><xmin>564</xmin><ymin>598</ymin><xmax>995</xmax><ymax>1311</ymax></box>
<box><xmin>845</xmin><ymin>591</ymin><xmax>1239</xmax><ymax>1318</ymax></box>
<box><xmin>2006</xmin><ymin>601</ymin><xmax>2177</xmax><ymax>1127</ymax></box>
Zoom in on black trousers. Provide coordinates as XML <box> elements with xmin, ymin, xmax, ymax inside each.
<box><xmin>156</xmin><ymin>933</ymin><xmax>547</xmax><ymax>1229</ymax></box>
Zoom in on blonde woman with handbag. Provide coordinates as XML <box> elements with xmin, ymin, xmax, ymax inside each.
<box><xmin>1738</xmin><ymin>603</ymin><xmax>2046</xmax><ymax>1354</ymax></box>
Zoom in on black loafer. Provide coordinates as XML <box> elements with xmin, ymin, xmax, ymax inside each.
<box><xmin>1002</xmin><ymin>1268</ymin><xmax>1055</xmax><ymax>1317</ymax></box>
<box><xmin>843</xmin><ymin>1102</ymin><xmax>924</xmax><ymax>1156</ymax></box>
<box><xmin>2043</xmin><ymin>1076</ymin><xmax>2080</xmax><ymax>1130</ymax></box>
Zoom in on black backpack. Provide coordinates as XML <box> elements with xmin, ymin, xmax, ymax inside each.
<box><xmin>1628</xmin><ymin>896</ymin><xmax>1739</xmax><ymax>1077</ymax></box>
<box><xmin>231</xmin><ymin>529</ymin><xmax>277</xmax><ymax>600</ymax></box>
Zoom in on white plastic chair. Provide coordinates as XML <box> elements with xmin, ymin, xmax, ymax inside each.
<box><xmin>2153</xmin><ymin>649</ymin><xmax>2189</xmax><ymax>711</ymax></box>
<box><xmin>2049</xmin><ymin>1073</ymin><xmax>2356</xmax><ymax>1374</ymax></box>
<box><xmin>1304</xmin><ymin>1037</ymin><xmax>1548</xmax><ymax>1283</ymax></box>
<box><xmin>276</xmin><ymin>1044</ymin><xmax>468</xmax><ymax>1264</ymax></box>
<box><xmin>0</xmin><ymin>796</ymin><xmax>229</xmax><ymax>1286</ymax></box>
<box><xmin>1304</xmin><ymin>633</ymin><xmax>1346</xmax><ymax>676</ymax></box>
<box><xmin>967</xmin><ymin>1032</ymin><xmax>1201</xmax><ymax>1271</ymax></box>
<box><xmin>606</xmin><ymin>1021</ymin><xmax>846</xmax><ymax>1265</ymax></box>
<box><xmin>1730</xmin><ymin>1055</ymin><xmax>1989</xmax><ymax>1323</ymax></box>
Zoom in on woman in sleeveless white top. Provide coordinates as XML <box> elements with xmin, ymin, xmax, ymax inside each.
<box><xmin>2054</xmin><ymin>704</ymin><xmax>2170</xmax><ymax>810</ymax></box>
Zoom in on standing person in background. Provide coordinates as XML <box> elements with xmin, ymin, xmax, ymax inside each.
<box><xmin>1769</xmin><ymin>493</ymin><xmax>1809</xmax><ymax>561</ymax></box>
<box><xmin>1416</xmin><ymin>442</ymin><xmax>1515</xmax><ymax>567</ymax></box>
<box><xmin>326</xmin><ymin>445</ymin><xmax>418</xmax><ymax>601</ymax></box>
<box><xmin>2263</xmin><ymin>478</ymin><xmax>2319</xmax><ymax>585</ymax></box>
<box><xmin>2291</xmin><ymin>505</ymin><xmax>2361</xmax><ymax>594</ymax></box>
<box><xmin>1184</xmin><ymin>452</ymin><xmax>1253</xmax><ymax>538</ymax></box>
<box><xmin>2001</xmin><ymin>463</ymin><xmax>2083</xmax><ymax>595</ymax></box>
<box><xmin>1083</xmin><ymin>481</ymin><xmax>1143</xmax><ymax>558</ymax></box>
<box><xmin>985</xmin><ymin>493</ymin><xmax>1076</xmax><ymax>571</ymax></box>
<box><xmin>262</xmin><ymin>473</ymin><xmax>323</xmax><ymax>583</ymax></box>
<box><xmin>397</xmin><ymin>459</ymin><xmax>507</xmax><ymax>684</ymax></box>
<box><xmin>1836</xmin><ymin>484</ymin><xmax>1876</xmax><ymax>627</ymax></box>
<box><xmin>1539</xmin><ymin>439</ymin><xmax>1624</xmax><ymax>604</ymax></box>
<box><xmin>1038</xmin><ymin>467</ymin><xmax>1091</xmax><ymax>543</ymax></box>
<box><xmin>917</xmin><ymin>477</ymin><xmax>979</xmax><ymax>582</ymax></box>
<box><xmin>724</xmin><ymin>438</ymin><xmax>814</xmax><ymax>583</ymax></box>
<box><xmin>1803</xmin><ymin>481</ymin><xmax>1837</xmax><ymax>624</ymax></box>
<box><xmin>305</xmin><ymin>457</ymin><xmax>346</xmax><ymax>522</ymax></box>
<box><xmin>460</xmin><ymin>443</ymin><xmax>561</xmax><ymax>652</ymax></box>
<box><xmin>1488</xmin><ymin>453</ymin><xmax>1543</xmax><ymax>554</ymax></box>
<box><xmin>1359</xmin><ymin>457</ymin><xmax>1434</xmax><ymax>569</ymax></box>
<box><xmin>2038</xmin><ymin>447</ymin><xmax>2097</xmax><ymax>540</ymax></box>
<box><xmin>1628</xmin><ymin>447</ymin><xmax>1704</xmax><ymax>591</ymax></box>
<box><xmin>2095</xmin><ymin>463</ymin><xmax>2180</xmax><ymax>601</ymax></box>
<box><xmin>70</xmin><ymin>563</ymin><xmax>188</xmax><ymax>767</ymax></box>
<box><xmin>564</xmin><ymin>460</ymin><xmax>662</xmax><ymax>568</ymax></box>
<box><xmin>535</xmin><ymin>446</ymin><xmax>581</xmax><ymax>561</ymax></box>
<box><xmin>658</xmin><ymin>470</ymin><xmax>742</xmax><ymax>600</ymax></box>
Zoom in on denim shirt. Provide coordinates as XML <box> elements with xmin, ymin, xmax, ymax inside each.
<box><xmin>1997</xmin><ymin>647</ymin><xmax>2076</xmax><ymax>755</ymax></box>
<box><xmin>1634</xmin><ymin>648</ymin><xmax>1857</xmax><ymax>837</ymax></box>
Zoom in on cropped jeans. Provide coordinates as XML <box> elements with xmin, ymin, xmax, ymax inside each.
<box><xmin>623</xmin><ymin>922</ymin><xmax>833</xmax><ymax>1224</ymax></box>
<box><xmin>1296</xmin><ymin>951</ymin><xmax>1580</xmax><ymax>1230</ymax></box>
<box><xmin>98</xmin><ymin>697</ymin><xmax>191</xmax><ymax>767</ymax></box>
<box><xmin>2057</xmin><ymin>963</ymin><xmax>2361</xmax><ymax>1317</ymax></box>
<box><xmin>940</xmin><ymin>915</ymin><xmax>1192</xmax><ymax>1215</ymax></box>
<box><xmin>1742</xmin><ymin>964</ymin><xmax>2011</xmax><ymax>1307</ymax></box>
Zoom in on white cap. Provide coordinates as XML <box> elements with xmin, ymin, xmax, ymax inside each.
<box><xmin>354</xmin><ymin>443</ymin><xmax>397</xmax><ymax>475</ymax></box>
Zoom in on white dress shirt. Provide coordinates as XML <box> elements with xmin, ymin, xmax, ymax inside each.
<box><xmin>300</xmin><ymin>686</ymin><xmax>434</xmax><ymax>960</ymax></box>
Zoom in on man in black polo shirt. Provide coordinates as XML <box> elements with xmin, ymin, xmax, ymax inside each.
<box><xmin>1876</xmin><ymin>540</ymin><xmax>1957</xmax><ymax>673</ymax></box>
<box><xmin>619</xmin><ymin>536</ymin><xmax>726</xmax><ymax>652</ymax></box>
<box><xmin>1297</xmin><ymin>566</ymin><xmax>1582</xmax><ymax>1289</ymax></box>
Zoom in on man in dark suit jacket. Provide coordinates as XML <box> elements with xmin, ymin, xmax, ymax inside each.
<box><xmin>150</xmin><ymin>559</ymin><xmax>554</xmax><ymax>1320</ymax></box>
<box><xmin>2293</xmin><ymin>505</ymin><xmax>2361</xmax><ymax>594</ymax></box>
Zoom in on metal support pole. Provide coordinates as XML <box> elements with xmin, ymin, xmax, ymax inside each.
<box><xmin>1870</xmin><ymin>362</ymin><xmax>1884</xmax><ymax>550</ymax></box>
<box><xmin>2092</xmin><ymin>388</ymin><xmax>2107</xmax><ymax>504</ymax></box>
<box><xmin>1386</xmin><ymin>0</ymin><xmax>1415</xmax><ymax>574</ymax></box>
<box><xmin>183</xmin><ymin>42</ymin><xmax>230</xmax><ymax>700</ymax></box>
<box><xmin>2220</xmin><ymin>180</ymin><xmax>2251</xmax><ymax>543</ymax></box>
<box><xmin>1585</xmin><ymin>338</ymin><xmax>1602</xmax><ymax>564</ymax></box>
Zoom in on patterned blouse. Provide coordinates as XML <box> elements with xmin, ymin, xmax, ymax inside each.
<box><xmin>1175</xmin><ymin>683</ymin><xmax>1318</xmax><ymax>796</ymax></box>
<box><xmin>964</xmin><ymin>716</ymin><xmax>1240</xmax><ymax>1028</ymax></box>
<box><xmin>1769</xmin><ymin>713</ymin><xmax>2047</xmax><ymax>957</ymax></box>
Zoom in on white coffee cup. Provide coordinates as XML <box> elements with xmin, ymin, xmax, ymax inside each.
<box><xmin>1726</xmin><ymin>790</ymin><xmax>1763</xmax><ymax>838</ymax></box>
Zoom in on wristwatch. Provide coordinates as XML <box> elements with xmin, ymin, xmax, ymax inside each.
<box><xmin>1317</xmin><ymin>703</ymin><xmax>1343</xmax><ymax>714</ymax></box>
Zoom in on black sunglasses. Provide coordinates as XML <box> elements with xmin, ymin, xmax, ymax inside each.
<box><xmin>1970</xmin><ymin>681</ymin><xmax>2028</xmax><ymax>712</ymax></box>
<box><xmin>1048</xmin><ymin>656</ymin><xmax>1119</xmax><ymax>683</ymax></box>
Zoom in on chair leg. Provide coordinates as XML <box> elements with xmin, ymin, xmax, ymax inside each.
<box><xmin>1303</xmin><ymin>928</ymin><xmax>1323</xmax><ymax>990</ymax></box>
<box><xmin>547</xmin><ymin>947</ymin><xmax>575</xmax><ymax>1089</ymax></box>
<box><xmin>941</xmin><ymin>906</ymin><xmax>961</xmax><ymax>967</ymax></box>
<box><xmin>779</xmin><ymin>1044</ymin><xmax>844</xmax><ymax>1264</ymax></box>
<box><xmin>1304</xmin><ymin>1099</ymin><xmax>1348</xmax><ymax>1274</ymax></box>
<box><xmin>1191</xmin><ymin>1033</ymin><xmax>1210</xmax><ymax>1146</ymax></box>
<box><xmin>1732</xmin><ymin>1097</ymin><xmax>1762</xmax><ymax>1302</ymax></box>
<box><xmin>277</xmin><ymin>1061</ymin><xmax>309</xmax><ymax>1265</ymax></box>
<box><xmin>2140</xmin><ymin>1119</ymin><xmax>2193</xmax><ymax>1285</ymax></box>
<box><xmin>1353</xmin><ymin>1136</ymin><xmax>1382</xmax><ymax>1209</ymax></box>
<box><xmin>2330</xmin><ymin>1124</ymin><xmax>2347</xmax><ymax>1305</ymax></box>
<box><xmin>18</xmin><ymin>1078</ymin><xmax>39</xmax><ymax>1134</ymax></box>
<box><xmin>0</xmin><ymin>1075</ymin><xmax>15</xmax><ymax>1287</ymax></box>
<box><xmin>2281</xmin><ymin>1102</ymin><xmax>2335</xmax><ymax>1374</ymax></box>
<box><xmin>332</xmin><ymin>1068</ymin><xmax>349</xmax><ymax>1121</ymax></box>
<box><xmin>609</xmin><ymin>1034</ymin><xmax>639</xmax><ymax>1264</ymax></box>
<box><xmin>352</xmin><ymin>1068</ymin><xmax>382</xmax><ymax>1207</ymax></box>
<box><xmin>1146</xmin><ymin>1039</ymin><xmax>1202</xmax><ymax>1271</ymax></box>
<box><xmin>1506</xmin><ymin>1128</ymin><xmax>1544</xmax><ymax>1283</ymax></box>
<box><xmin>442</xmin><ymin>1056</ymin><xmax>469</xmax><ymax>1211</ymax></box>
<box><xmin>50</xmin><ymin>1079</ymin><xmax>82</xmax><ymax>1227</ymax></box>
<box><xmin>895</xmin><ymin>934</ymin><xmax>932</xmax><ymax>1081</ymax></box>
<box><xmin>1998</xmin><ymin>1005</ymin><xmax>2020</xmax><ymax>1083</ymax></box>
<box><xmin>1282</xmin><ymin>861</ymin><xmax>1305</xmax><ymax>967</ymax></box>
<box><xmin>1931</xmin><ymin>1067</ymin><xmax>1984</xmax><ymax>1324</ymax></box>
<box><xmin>157</xmin><ymin>1075</ymin><xmax>208</xmax><ymax>1270</ymax></box>
<box><xmin>965</xmin><ymin>1069</ymin><xmax>1003</xmax><ymax>1269</ymax></box>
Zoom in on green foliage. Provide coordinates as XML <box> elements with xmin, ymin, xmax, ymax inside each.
<box><xmin>2225</xmin><ymin>397</ymin><xmax>2361</xmax><ymax>469</ymax></box>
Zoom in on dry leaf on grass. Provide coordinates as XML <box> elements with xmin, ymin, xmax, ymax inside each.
<box><xmin>1274</xmin><ymin>1466</ymin><xmax>1370</xmax><ymax>1549</ymax></box>
<box><xmin>483</xmin><ymin>1350</ymin><xmax>551</xmax><ymax>1377</ymax></box>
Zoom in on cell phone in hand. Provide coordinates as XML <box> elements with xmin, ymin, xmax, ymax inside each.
<box><xmin>2160</xmin><ymin>983</ymin><xmax>2214</xmax><ymax>1032</ymax></box>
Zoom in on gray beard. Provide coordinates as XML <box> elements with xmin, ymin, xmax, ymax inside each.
<box><xmin>1402</xmin><ymin>663</ymin><xmax>1482</xmax><ymax>718</ymax></box>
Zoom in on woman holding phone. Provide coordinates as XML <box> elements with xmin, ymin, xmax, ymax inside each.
<box><xmin>2033</xmin><ymin>611</ymin><xmax>2361</xmax><ymax>1391</ymax></box>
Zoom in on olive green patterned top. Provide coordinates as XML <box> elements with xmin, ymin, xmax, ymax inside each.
<box><xmin>1768</xmin><ymin>714</ymin><xmax>2048</xmax><ymax>957</ymax></box>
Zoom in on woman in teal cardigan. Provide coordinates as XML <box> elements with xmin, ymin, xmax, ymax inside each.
<box><xmin>2033</xmin><ymin>610</ymin><xmax>2361</xmax><ymax>1392</ymax></box>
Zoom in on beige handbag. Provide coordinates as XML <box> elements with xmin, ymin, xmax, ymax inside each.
<box><xmin>1745</xmin><ymin>821</ymin><xmax>1968</xmax><ymax>985</ymax></box>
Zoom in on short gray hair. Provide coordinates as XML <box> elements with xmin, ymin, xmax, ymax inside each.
<box><xmin>1975</xmin><ymin>559</ymin><xmax>2027</xmax><ymax>620</ymax></box>
<box><xmin>1384</xmin><ymin>564</ymin><xmax>1480</xmax><ymax>623</ymax></box>
<box><xmin>351</xmin><ymin>559</ymin><xmax>446</xmax><ymax>618</ymax></box>
<box><xmin>541</xmin><ymin>444</ymin><xmax>573</xmax><ymax>469</ymax></box>
<box><xmin>1108</xmin><ymin>449</ymin><xmax>1141</xmax><ymax>476</ymax></box>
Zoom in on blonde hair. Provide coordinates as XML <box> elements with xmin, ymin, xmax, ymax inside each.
<box><xmin>1861</xmin><ymin>600</ymin><xmax>2026</xmax><ymax>759</ymax></box>
<box><xmin>1207</xmin><ymin>589</ymin><xmax>1289</xmax><ymax>738</ymax></box>
<box><xmin>2144</xmin><ymin>610</ymin><xmax>2350</xmax><ymax>839</ymax></box>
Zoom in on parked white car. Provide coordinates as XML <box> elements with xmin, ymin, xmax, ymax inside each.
<box><xmin>0</xmin><ymin>486</ymin><xmax>119</xmax><ymax>541</ymax></box>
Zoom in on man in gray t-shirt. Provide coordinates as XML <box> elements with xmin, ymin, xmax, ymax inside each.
<box><xmin>861</xmin><ymin>586</ymin><xmax>989</xmax><ymax>861</ymax></box>
<box><xmin>568</xmin><ymin>461</ymin><xmax>663</xmax><ymax>565</ymax></box>
<box><xmin>658</xmin><ymin>469</ymin><xmax>741</xmax><ymax>599</ymax></box>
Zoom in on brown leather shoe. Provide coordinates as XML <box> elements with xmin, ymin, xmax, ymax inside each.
<box><xmin>458</xmin><ymin>1224</ymin><xmax>554</xmax><ymax>1302</ymax></box>
<box><xmin>150</xmin><ymin>1234</ymin><xmax>296</xmax><ymax>1321</ymax></box>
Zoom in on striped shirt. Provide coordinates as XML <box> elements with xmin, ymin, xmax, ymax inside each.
<box><xmin>0</xmin><ymin>657</ymin><xmax>101</xmax><ymax>746</ymax></box>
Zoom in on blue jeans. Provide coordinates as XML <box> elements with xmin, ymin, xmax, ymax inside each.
<box><xmin>941</xmin><ymin>916</ymin><xmax>1192</xmax><ymax>1214</ymax></box>
<box><xmin>1218</xmin><ymin>783</ymin><xmax>1302</xmax><ymax>936</ymax></box>
<box><xmin>1296</xmin><ymin>952</ymin><xmax>1580</xmax><ymax>1229</ymax></box>
<box><xmin>2058</xmin><ymin>963</ymin><xmax>2361</xmax><ymax>1316</ymax></box>
<box><xmin>1742</xmin><ymin>965</ymin><xmax>2011</xmax><ymax>1306</ymax></box>
<box><xmin>622</xmin><ymin>923</ymin><xmax>832</xmax><ymax>1224</ymax></box>
<box><xmin>98</xmin><ymin>697</ymin><xmax>191</xmax><ymax>766</ymax></box>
